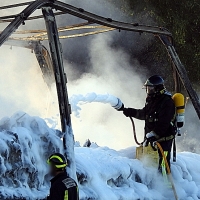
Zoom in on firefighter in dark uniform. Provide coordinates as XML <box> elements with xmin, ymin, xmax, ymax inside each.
<box><xmin>47</xmin><ymin>153</ymin><xmax>79</xmax><ymax>200</ymax></box>
<box><xmin>121</xmin><ymin>75</ymin><xmax>176</xmax><ymax>175</ymax></box>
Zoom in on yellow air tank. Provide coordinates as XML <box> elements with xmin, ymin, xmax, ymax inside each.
<box><xmin>172</xmin><ymin>93</ymin><xmax>185</xmax><ymax>129</ymax></box>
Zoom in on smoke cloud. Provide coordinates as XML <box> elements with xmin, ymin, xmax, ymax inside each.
<box><xmin>65</xmin><ymin>32</ymin><xmax>148</xmax><ymax>149</ymax></box>
<box><xmin>0</xmin><ymin>0</ymin><xmax>150</xmax><ymax>150</ymax></box>
<box><xmin>176</xmin><ymin>103</ymin><xmax>200</xmax><ymax>153</ymax></box>
<box><xmin>0</xmin><ymin>0</ymin><xmax>199</xmax><ymax>151</ymax></box>
<box><xmin>59</xmin><ymin>0</ymin><xmax>155</xmax><ymax>78</ymax></box>
<box><xmin>0</xmin><ymin>46</ymin><xmax>52</xmax><ymax>117</ymax></box>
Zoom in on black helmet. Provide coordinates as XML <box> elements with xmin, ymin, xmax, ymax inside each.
<box><xmin>143</xmin><ymin>75</ymin><xmax>165</xmax><ymax>94</ymax></box>
<box><xmin>47</xmin><ymin>153</ymin><xmax>67</xmax><ymax>169</ymax></box>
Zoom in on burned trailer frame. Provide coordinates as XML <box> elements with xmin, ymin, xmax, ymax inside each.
<box><xmin>0</xmin><ymin>0</ymin><xmax>200</xmax><ymax>176</ymax></box>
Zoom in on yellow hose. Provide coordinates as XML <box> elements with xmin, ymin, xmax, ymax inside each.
<box><xmin>129</xmin><ymin>118</ymin><xmax>179</xmax><ymax>199</ymax></box>
<box><xmin>155</xmin><ymin>142</ymin><xmax>179</xmax><ymax>200</ymax></box>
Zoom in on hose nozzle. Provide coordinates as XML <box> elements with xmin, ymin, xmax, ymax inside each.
<box><xmin>112</xmin><ymin>98</ymin><xmax>124</xmax><ymax>111</ymax></box>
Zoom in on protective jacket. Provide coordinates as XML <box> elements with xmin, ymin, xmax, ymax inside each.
<box><xmin>125</xmin><ymin>93</ymin><xmax>176</xmax><ymax>138</ymax></box>
<box><xmin>48</xmin><ymin>171</ymin><xmax>79</xmax><ymax>200</ymax></box>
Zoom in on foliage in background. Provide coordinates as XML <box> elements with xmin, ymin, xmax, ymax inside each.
<box><xmin>111</xmin><ymin>0</ymin><xmax>200</xmax><ymax>87</ymax></box>
<box><xmin>60</xmin><ymin>0</ymin><xmax>199</xmax><ymax>90</ymax></box>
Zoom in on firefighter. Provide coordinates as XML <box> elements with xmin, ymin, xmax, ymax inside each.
<box><xmin>120</xmin><ymin>75</ymin><xmax>176</xmax><ymax>175</ymax></box>
<box><xmin>47</xmin><ymin>153</ymin><xmax>79</xmax><ymax>200</ymax></box>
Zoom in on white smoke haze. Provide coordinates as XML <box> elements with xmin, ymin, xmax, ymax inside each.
<box><xmin>0</xmin><ymin>45</ymin><xmax>52</xmax><ymax>117</ymax></box>
<box><xmin>177</xmin><ymin>103</ymin><xmax>200</xmax><ymax>153</ymax></box>
<box><xmin>0</xmin><ymin>0</ymin><xmax>199</xmax><ymax>151</ymax></box>
<box><xmin>0</xmin><ymin>0</ymin><xmax>148</xmax><ymax>150</ymax></box>
<box><xmin>65</xmin><ymin>32</ymin><xmax>147</xmax><ymax>149</ymax></box>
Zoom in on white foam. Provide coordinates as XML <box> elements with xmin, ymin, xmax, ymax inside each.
<box><xmin>0</xmin><ymin>112</ymin><xmax>200</xmax><ymax>200</ymax></box>
<box><xmin>70</xmin><ymin>93</ymin><xmax>120</xmax><ymax>117</ymax></box>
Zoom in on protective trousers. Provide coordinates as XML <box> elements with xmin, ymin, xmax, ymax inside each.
<box><xmin>157</xmin><ymin>139</ymin><xmax>173</xmax><ymax>178</ymax></box>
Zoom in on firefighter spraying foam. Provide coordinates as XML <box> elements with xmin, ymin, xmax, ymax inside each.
<box><xmin>70</xmin><ymin>75</ymin><xmax>185</xmax><ymax>175</ymax></box>
<box><xmin>69</xmin><ymin>76</ymin><xmax>185</xmax><ymax>199</ymax></box>
<box><xmin>115</xmin><ymin>75</ymin><xmax>185</xmax><ymax>178</ymax></box>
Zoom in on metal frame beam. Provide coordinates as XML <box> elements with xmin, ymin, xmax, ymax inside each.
<box><xmin>159</xmin><ymin>35</ymin><xmax>200</xmax><ymax>118</ymax></box>
<box><xmin>42</xmin><ymin>7</ymin><xmax>70</xmax><ymax>131</ymax></box>
<box><xmin>0</xmin><ymin>1</ymin><xmax>199</xmax><ymax>170</ymax></box>
<box><xmin>0</xmin><ymin>0</ymin><xmax>173</xmax><ymax>47</ymax></box>
<box><xmin>0</xmin><ymin>0</ymin><xmax>199</xmax><ymax>120</ymax></box>
<box><xmin>0</xmin><ymin>0</ymin><xmax>51</xmax><ymax>46</ymax></box>
<box><xmin>0</xmin><ymin>1</ymin><xmax>33</xmax><ymax>10</ymax></box>
<box><xmin>42</xmin><ymin>7</ymin><xmax>75</xmax><ymax>177</ymax></box>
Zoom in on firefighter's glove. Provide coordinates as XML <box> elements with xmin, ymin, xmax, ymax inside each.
<box><xmin>146</xmin><ymin>131</ymin><xmax>159</xmax><ymax>141</ymax></box>
<box><xmin>117</xmin><ymin>103</ymin><xmax>124</xmax><ymax>111</ymax></box>
<box><xmin>123</xmin><ymin>108</ymin><xmax>133</xmax><ymax>117</ymax></box>
<box><xmin>144</xmin><ymin>131</ymin><xmax>159</xmax><ymax>147</ymax></box>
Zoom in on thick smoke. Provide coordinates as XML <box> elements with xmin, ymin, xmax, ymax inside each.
<box><xmin>0</xmin><ymin>0</ymin><xmax>199</xmax><ymax>151</ymax></box>
<box><xmin>0</xmin><ymin>46</ymin><xmax>53</xmax><ymax>118</ymax></box>
<box><xmin>60</xmin><ymin>0</ymin><xmax>200</xmax><ymax>151</ymax></box>
<box><xmin>0</xmin><ymin>0</ymin><xmax>149</xmax><ymax>150</ymax></box>
<box><xmin>66</xmin><ymin>32</ymin><xmax>148</xmax><ymax>149</ymax></box>
<box><xmin>176</xmin><ymin>103</ymin><xmax>200</xmax><ymax>153</ymax></box>
<box><xmin>59</xmin><ymin>0</ymin><xmax>155</xmax><ymax>78</ymax></box>
<box><xmin>57</xmin><ymin>0</ymin><xmax>154</xmax><ymax>149</ymax></box>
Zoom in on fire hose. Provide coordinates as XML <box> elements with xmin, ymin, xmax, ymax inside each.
<box><xmin>129</xmin><ymin>117</ymin><xmax>178</xmax><ymax>200</ymax></box>
<box><xmin>129</xmin><ymin>117</ymin><xmax>141</xmax><ymax>146</ymax></box>
<box><xmin>156</xmin><ymin>142</ymin><xmax>178</xmax><ymax>200</ymax></box>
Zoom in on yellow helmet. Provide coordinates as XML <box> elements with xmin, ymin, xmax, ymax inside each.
<box><xmin>47</xmin><ymin>153</ymin><xmax>67</xmax><ymax>169</ymax></box>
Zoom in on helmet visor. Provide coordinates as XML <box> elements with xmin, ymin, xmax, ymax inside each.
<box><xmin>146</xmin><ymin>86</ymin><xmax>155</xmax><ymax>94</ymax></box>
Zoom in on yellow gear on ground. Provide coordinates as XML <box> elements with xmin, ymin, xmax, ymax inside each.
<box><xmin>136</xmin><ymin>145</ymin><xmax>159</xmax><ymax>167</ymax></box>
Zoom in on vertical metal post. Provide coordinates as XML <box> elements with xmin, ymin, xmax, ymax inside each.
<box><xmin>159</xmin><ymin>35</ymin><xmax>200</xmax><ymax>119</ymax></box>
<box><xmin>42</xmin><ymin>7</ymin><xmax>76</xmax><ymax>179</ymax></box>
<box><xmin>172</xmin><ymin>64</ymin><xmax>181</xmax><ymax>93</ymax></box>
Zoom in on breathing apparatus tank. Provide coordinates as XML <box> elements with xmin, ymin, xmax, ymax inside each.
<box><xmin>172</xmin><ymin>93</ymin><xmax>185</xmax><ymax>136</ymax></box>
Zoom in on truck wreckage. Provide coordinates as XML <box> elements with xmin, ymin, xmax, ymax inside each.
<box><xmin>0</xmin><ymin>0</ymin><xmax>200</xmax><ymax>177</ymax></box>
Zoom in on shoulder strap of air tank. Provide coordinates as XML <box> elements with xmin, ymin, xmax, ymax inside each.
<box><xmin>156</xmin><ymin>95</ymin><xmax>172</xmax><ymax>115</ymax></box>
<box><xmin>173</xmin><ymin>137</ymin><xmax>176</xmax><ymax>162</ymax></box>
